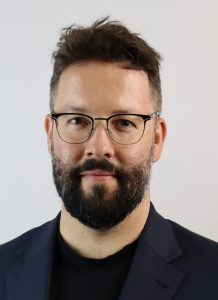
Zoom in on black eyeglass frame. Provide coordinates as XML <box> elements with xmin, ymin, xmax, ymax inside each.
<box><xmin>51</xmin><ymin>111</ymin><xmax>160</xmax><ymax>145</ymax></box>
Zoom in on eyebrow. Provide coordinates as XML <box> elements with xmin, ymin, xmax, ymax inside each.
<box><xmin>55</xmin><ymin>105</ymin><xmax>140</xmax><ymax>115</ymax></box>
<box><xmin>110</xmin><ymin>109</ymin><xmax>139</xmax><ymax>114</ymax></box>
<box><xmin>55</xmin><ymin>105</ymin><xmax>88</xmax><ymax>113</ymax></box>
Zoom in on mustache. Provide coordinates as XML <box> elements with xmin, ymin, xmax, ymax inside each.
<box><xmin>70</xmin><ymin>159</ymin><xmax>125</xmax><ymax>179</ymax></box>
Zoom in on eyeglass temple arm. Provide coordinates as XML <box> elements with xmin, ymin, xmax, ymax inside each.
<box><xmin>152</xmin><ymin>112</ymin><xmax>160</xmax><ymax>118</ymax></box>
<box><xmin>143</xmin><ymin>111</ymin><xmax>160</xmax><ymax>122</ymax></box>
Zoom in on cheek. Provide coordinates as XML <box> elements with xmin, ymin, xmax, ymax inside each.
<box><xmin>124</xmin><ymin>127</ymin><xmax>155</xmax><ymax>165</ymax></box>
<box><xmin>51</xmin><ymin>127</ymin><xmax>85</xmax><ymax>164</ymax></box>
<box><xmin>115</xmin><ymin>144</ymin><xmax>148</xmax><ymax>166</ymax></box>
<box><xmin>52</xmin><ymin>140</ymin><xmax>85</xmax><ymax>165</ymax></box>
<box><xmin>116</xmin><ymin>126</ymin><xmax>155</xmax><ymax>166</ymax></box>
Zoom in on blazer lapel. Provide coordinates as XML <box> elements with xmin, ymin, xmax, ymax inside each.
<box><xmin>119</xmin><ymin>202</ymin><xmax>186</xmax><ymax>300</ymax></box>
<box><xmin>6</xmin><ymin>214</ymin><xmax>60</xmax><ymax>300</ymax></box>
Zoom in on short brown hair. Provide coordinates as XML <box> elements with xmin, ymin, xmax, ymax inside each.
<box><xmin>50</xmin><ymin>17</ymin><xmax>162</xmax><ymax>113</ymax></box>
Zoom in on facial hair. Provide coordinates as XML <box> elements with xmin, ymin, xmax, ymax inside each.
<box><xmin>51</xmin><ymin>144</ymin><xmax>154</xmax><ymax>230</ymax></box>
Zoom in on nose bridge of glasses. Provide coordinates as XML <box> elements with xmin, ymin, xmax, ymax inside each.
<box><xmin>89</xmin><ymin>117</ymin><xmax>112</xmax><ymax>143</ymax></box>
<box><xmin>93</xmin><ymin>117</ymin><xmax>109</xmax><ymax>129</ymax></box>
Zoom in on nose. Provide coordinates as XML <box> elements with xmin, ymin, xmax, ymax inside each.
<box><xmin>84</xmin><ymin>123</ymin><xmax>115</xmax><ymax>159</ymax></box>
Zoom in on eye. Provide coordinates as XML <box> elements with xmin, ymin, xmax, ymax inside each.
<box><xmin>117</xmin><ymin>119</ymin><xmax>134</xmax><ymax>127</ymax></box>
<box><xmin>112</xmin><ymin>118</ymin><xmax>136</xmax><ymax>131</ymax></box>
<box><xmin>67</xmin><ymin>116</ymin><xmax>91</xmax><ymax>128</ymax></box>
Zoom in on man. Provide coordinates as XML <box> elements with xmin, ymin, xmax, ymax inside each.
<box><xmin>0</xmin><ymin>17</ymin><xmax>218</xmax><ymax>300</ymax></box>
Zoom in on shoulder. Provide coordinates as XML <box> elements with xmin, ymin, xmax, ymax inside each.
<box><xmin>164</xmin><ymin>219</ymin><xmax>218</xmax><ymax>297</ymax></box>
<box><xmin>168</xmin><ymin>219</ymin><xmax>218</xmax><ymax>252</ymax></box>
<box><xmin>0</xmin><ymin>214</ymin><xmax>60</xmax><ymax>270</ymax></box>
<box><xmin>168</xmin><ymin>219</ymin><xmax>218</xmax><ymax>269</ymax></box>
<box><xmin>0</xmin><ymin>220</ymin><xmax>50</xmax><ymax>251</ymax></box>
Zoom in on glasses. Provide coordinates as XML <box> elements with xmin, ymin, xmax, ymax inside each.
<box><xmin>51</xmin><ymin>112</ymin><xmax>160</xmax><ymax>145</ymax></box>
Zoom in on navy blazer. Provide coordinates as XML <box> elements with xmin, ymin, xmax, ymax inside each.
<box><xmin>1</xmin><ymin>202</ymin><xmax>218</xmax><ymax>300</ymax></box>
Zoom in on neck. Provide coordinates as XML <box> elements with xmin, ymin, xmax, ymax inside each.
<box><xmin>59</xmin><ymin>193</ymin><xmax>151</xmax><ymax>259</ymax></box>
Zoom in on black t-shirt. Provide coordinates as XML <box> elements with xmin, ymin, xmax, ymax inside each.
<box><xmin>49</xmin><ymin>232</ymin><xmax>138</xmax><ymax>300</ymax></box>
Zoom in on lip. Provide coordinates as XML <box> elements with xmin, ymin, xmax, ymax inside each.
<box><xmin>80</xmin><ymin>170</ymin><xmax>116</xmax><ymax>182</ymax></box>
<box><xmin>80</xmin><ymin>170</ymin><xmax>115</xmax><ymax>176</ymax></box>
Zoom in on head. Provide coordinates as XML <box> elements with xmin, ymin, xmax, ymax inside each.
<box><xmin>50</xmin><ymin>17</ymin><xmax>162</xmax><ymax>114</ymax></box>
<box><xmin>45</xmin><ymin>17</ymin><xmax>167</xmax><ymax>230</ymax></box>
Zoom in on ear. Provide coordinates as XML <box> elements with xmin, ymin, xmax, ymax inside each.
<box><xmin>44</xmin><ymin>114</ymin><xmax>53</xmax><ymax>155</ymax></box>
<box><xmin>152</xmin><ymin>117</ymin><xmax>167</xmax><ymax>162</ymax></box>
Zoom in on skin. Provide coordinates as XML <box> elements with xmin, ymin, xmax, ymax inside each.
<box><xmin>45</xmin><ymin>61</ymin><xmax>167</xmax><ymax>259</ymax></box>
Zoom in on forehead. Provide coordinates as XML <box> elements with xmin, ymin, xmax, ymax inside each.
<box><xmin>54</xmin><ymin>61</ymin><xmax>153</xmax><ymax>114</ymax></box>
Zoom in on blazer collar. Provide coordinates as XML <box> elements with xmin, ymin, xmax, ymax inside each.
<box><xmin>119</xmin><ymin>202</ymin><xmax>186</xmax><ymax>300</ymax></box>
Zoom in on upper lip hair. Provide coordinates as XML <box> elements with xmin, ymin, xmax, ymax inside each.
<box><xmin>80</xmin><ymin>169</ymin><xmax>115</xmax><ymax>176</ymax></box>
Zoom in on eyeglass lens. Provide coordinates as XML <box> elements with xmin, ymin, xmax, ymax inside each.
<box><xmin>55</xmin><ymin>114</ymin><xmax>146</xmax><ymax>145</ymax></box>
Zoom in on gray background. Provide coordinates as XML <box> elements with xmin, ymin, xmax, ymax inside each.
<box><xmin>0</xmin><ymin>0</ymin><xmax>218</xmax><ymax>244</ymax></box>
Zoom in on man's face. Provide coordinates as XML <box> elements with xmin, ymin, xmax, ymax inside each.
<box><xmin>45</xmin><ymin>62</ymin><xmax>166</xmax><ymax>230</ymax></box>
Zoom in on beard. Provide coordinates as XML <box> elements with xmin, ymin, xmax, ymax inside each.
<box><xmin>51</xmin><ymin>144</ymin><xmax>154</xmax><ymax>230</ymax></box>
